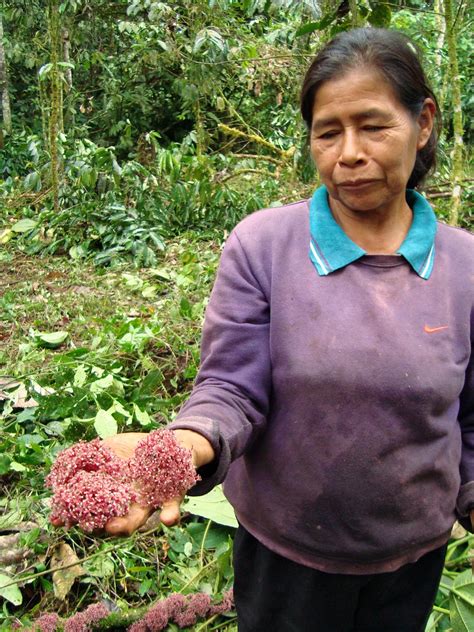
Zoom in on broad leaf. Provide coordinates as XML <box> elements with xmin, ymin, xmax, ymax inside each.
<box><xmin>0</xmin><ymin>574</ymin><xmax>23</xmax><ymax>606</ymax></box>
<box><xmin>295</xmin><ymin>13</ymin><xmax>337</xmax><ymax>37</ymax></box>
<box><xmin>11</xmin><ymin>218</ymin><xmax>38</xmax><ymax>233</ymax></box>
<box><xmin>184</xmin><ymin>485</ymin><xmax>238</xmax><ymax>528</ymax></box>
<box><xmin>450</xmin><ymin>569</ymin><xmax>474</xmax><ymax>632</ymax></box>
<box><xmin>368</xmin><ymin>2</ymin><xmax>391</xmax><ymax>27</ymax></box>
<box><xmin>83</xmin><ymin>556</ymin><xmax>115</xmax><ymax>578</ymax></box>
<box><xmin>34</xmin><ymin>331</ymin><xmax>69</xmax><ymax>349</ymax></box>
<box><xmin>94</xmin><ymin>409</ymin><xmax>118</xmax><ymax>438</ymax></box>
<box><xmin>133</xmin><ymin>404</ymin><xmax>152</xmax><ymax>426</ymax></box>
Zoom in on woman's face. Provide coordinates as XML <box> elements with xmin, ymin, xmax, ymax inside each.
<box><xmin>309</xmin><ymin>67</ymin><xmax>434</xmax><ymax>216</ymax></box>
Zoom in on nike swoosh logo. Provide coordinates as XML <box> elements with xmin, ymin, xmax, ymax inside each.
<box><xmin>424</xmin><ymin>325</ymin><xmax>449</xmax><ymax>333</ymax></box>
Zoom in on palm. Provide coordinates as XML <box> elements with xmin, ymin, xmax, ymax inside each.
<box><xmin>103</xmin><ymin>432</ymin><xmax>182</xmax><ymax>536</ymax></box>
<box><xmin>103</xmin><ymin>432</ymin><xmax>147</xmax><ymax>460</ymax></box>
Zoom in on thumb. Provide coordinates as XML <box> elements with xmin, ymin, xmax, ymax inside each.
<box><xmin>159</xmin><ymin>496</ymin><xmax>184</xmax><ymax>526</ymax></box>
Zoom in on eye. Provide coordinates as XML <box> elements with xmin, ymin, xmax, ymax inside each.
<box><xmin>318</xmin><ymin>130</ymin><xmax>339</xmax><ymax>139</ymax></box>
<box><xmin>363</xmin><ymin>125</ymin><xmax>385</xmax><ymax>132</ymax></box>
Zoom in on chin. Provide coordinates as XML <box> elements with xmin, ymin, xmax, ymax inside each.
<box><xmin>331</xmin><ymin>187</ymin><xmax>400</xmax><ymax>214</ymax></box>
<box><xmin>337</xmin><ymin>194</ymin><xmax>386</xmax><ymax>213</ymax></box>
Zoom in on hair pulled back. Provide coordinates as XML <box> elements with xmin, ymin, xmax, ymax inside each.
<box><xmin>300</xmin><ymin>28</ymin><xmax>441</xmax><ymax>189</ymax></box>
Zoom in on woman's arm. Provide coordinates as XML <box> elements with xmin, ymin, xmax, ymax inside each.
<box><xmin>167</xmin><ymin>229</ymin><xmax>272</xmax><ymax>493</ymax></box>
<box><xmin>103</xmin><ymin>229</ymin><xmax>272</xmax><ymax>532</ymax></box>
<box><xmin>456</xmin><ymin>342</ymin><xmax>474</xmax><ymax>532</ymax></box>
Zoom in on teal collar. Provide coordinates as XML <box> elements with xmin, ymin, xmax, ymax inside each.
<box><xmin>309</xmin><ymin>186</ymin><xmax>437</xmax><ymax>279</ymax></box>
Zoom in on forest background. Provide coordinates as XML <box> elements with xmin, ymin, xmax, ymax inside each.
<box><xmin>0</xmin><ymin>0</ymin><xmax>473</xmax><ymax>630</ymax></box>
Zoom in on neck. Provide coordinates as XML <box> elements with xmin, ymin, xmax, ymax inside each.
<box><xmin>329</xmin><ymin>197</ymin><xmax>413</xmax><ymax>254</ymax></box>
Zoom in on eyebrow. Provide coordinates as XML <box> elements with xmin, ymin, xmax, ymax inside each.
<box><xmin>311</xmin><ymin>108</ymin><xmax>392</xmax><ymax>131</ymax></box>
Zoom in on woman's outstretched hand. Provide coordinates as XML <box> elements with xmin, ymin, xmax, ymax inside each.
<box><xmin>51</xmin><ymin>430</ymin><xmax>215</xmax><ymax>537</ymax></box>
<box><xmin>104</xmin><ymin>429</ymin><xmax>215</xmax><ymax>536</ymax></box>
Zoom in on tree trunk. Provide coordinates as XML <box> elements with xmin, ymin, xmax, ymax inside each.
<box><xmin>62</xmin><ymin>28</ymin><xmax>73</xmax><ymax>90</ymax></box>
<box><xmin>434</xmin><ymin>0</ymin><xmax>446</xmax><ymax>110</ymax></box>
<box><xmin>0</xmin><ymin>12</ymin><xmax>12</xmax><ymax>135</ymax></box>
<box><xmin>443</xmin><ymin>0</ymin><xmax>464</xmax><ymax>226</ymax></box>
<box><xmin>349</xmin><ymin>0</ymin><xmax>361</xmax><ymax>27</ymax></box>
<box><xmin>48</xmin><ymin>0</ymin><xmax>61</xmax><ymax>213</ymax></box>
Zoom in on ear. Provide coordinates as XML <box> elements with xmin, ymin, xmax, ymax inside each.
<box><xmin>416</xmin><ymin>98</ymin><xmax>436</xmax><ymax>150</ymax></box>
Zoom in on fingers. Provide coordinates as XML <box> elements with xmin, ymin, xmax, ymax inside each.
<box><xmin>104</xmin><ymin>503</ymin><xmax>153</xmax><ymax>536</ymax></box>
<box><xmin>105</xmin><ymin>496</ymin><xmax>183</xmax><ymax>535</ymax></box>
<box><xmin>158</xmin><ymin>497</ymin><xmax>184</xmax><ymax>527</ymax></box>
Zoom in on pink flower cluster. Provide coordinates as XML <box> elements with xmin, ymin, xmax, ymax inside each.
<box><xmin>28</xmin><ymin>602</ymin><xmax>109</xmax><ymax>632</ymax></box>
<box><xmin>46</xmin><ymin>439</ymin><xmax>124</xmax><ymax>489</ymax></box>
<box><xmin>128</xmin><ymin>589</ymin><xmax>234</xmax><ymax>631</ymax></box>
<box><xmin>46</xmin><ymin>430</ymin><xmax>199</xmax><ymax>531</ymax></box>
<box><xmin>46</xmin><ymin>439</ymin><xmax>133</xmax><ymax>532</ymax></box>
<box><xmin>63</xmin><ymin>603</ymin><xmax>110</xmax><ymax>632</ymax></box>
<box><xmin>128</xmin><ymin>430</ymin><xmax>200</xmax><ymax>508</ymax></box>
<box><xmin>50</xmin><ymin>470</ymin><xmax>134</xmax><ymax>532</ymax></box>
<box><xmin>27</xmin><ymin>590</ymin><xmax>234</xmax><ymax>631</ymax></box>
<box><xmin>28</xmin><ymin>613</ymin><xmax>60</xmax><ymax>632</ymax></box>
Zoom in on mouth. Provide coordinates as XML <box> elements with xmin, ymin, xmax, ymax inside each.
<box><xmin>338</xmin><ymin>178</ymin><xmax>376</xmax><ymax>187</ymax></box>
<box><xmin>338</xmin><ymin>180</ymin><xmax>378</xmax><ymax>189</ymax></box>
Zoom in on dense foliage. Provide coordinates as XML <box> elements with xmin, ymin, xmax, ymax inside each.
<box><xmin>0</xmin><ymin>0</ymin><xmax>473</xmax><ymax>630</ymax></box>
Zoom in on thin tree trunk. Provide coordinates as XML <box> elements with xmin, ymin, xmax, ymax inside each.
<box><xmin>434</xmin><ymin>0</ymin><xmax>446</xmax><ymax>110</ymax></box>
<box><xmin>349</xmin><ymin>0</ymin><xmax>361</xmax><ymax>27</ymax></box>
<box><xmin>0</xmin><ymin>12</ymin><xmax>12</xmax><ymax>135</ymax></box>
<box><xmin>48</xmin><ymin>0</ymin><xmax>61</xmax><ymax>213</ymax></box>
<box><xmin>62</xmin><ymin>28</ymin><xmax>72</xmax><ymax>90</ymax></box>
<box><xmin>443</xmin><ymin>0</ymin><xmax>464</xmax><ymax>226</ymax></box>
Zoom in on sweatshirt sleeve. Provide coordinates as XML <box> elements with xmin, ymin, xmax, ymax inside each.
<box><xmin>456</xmin><ymin>342</ymin><xmax>474</xmax><ymax>532</ymax></box>
<box><xmin>168</xmin><ymin>229</ymin><xmax>271</xmax><ymax>495</ymax></box>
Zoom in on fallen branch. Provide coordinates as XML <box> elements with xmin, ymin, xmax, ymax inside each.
<box><xmin>219</xmin><ymin>168</ymin><xmax>273</xmax><ymax>183</ymax></box>
<box><xmin>232</xmin><ymin>153</ymin><xmax>284</xmax><ymax>166</ymax></box>
<box><xmin>218</xmin><ymin>123</ymin><xmax>295</xmax><ymax>161</ymax></box>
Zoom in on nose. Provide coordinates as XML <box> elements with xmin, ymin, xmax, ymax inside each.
<box><xmin>339</xmin><ymin>129</ymin><xmax>365</xmax><ymax>166</ymax></box>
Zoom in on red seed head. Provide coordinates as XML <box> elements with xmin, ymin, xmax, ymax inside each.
<box><xmin>128</xmin><ymin>429</ymin><xmax>200</xmax><ymax>508</ymax></box>
<box><xmin>50</xmin><ymin>470</ymin><xmax>134</xmax><ymax>532</ymax></box>
<box><xmin>46</xmin><ymin>438</ymin><xmax>125</xmax><ymax>491</ymax></box>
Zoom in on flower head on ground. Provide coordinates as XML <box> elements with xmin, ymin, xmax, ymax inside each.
<box><xmin>63</xmin><ymin>602</ymin><xmax>109</xmax><ymax>632</ymax></box>
<box><xmin>27</xmin><ymin>589</ymin><xmax>234</xmax><ymax>632</ymax></box>
<box><xmin>30</xmin><ymin>613</ymin><xmax>60</xmax><ymax>632</ymax></box>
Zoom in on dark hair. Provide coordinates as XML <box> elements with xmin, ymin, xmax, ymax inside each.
<box><xmin>300</xmin><ymin>28</ymin><xmax>441</xmax><ymax>189</ymax></box>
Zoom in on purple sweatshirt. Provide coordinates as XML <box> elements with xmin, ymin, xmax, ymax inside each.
<box><xmin>169</xmin><ymin>188</ymin><xmax>474</xmax><ymax>574</ymax></box>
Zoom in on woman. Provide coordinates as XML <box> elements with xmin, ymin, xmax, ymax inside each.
<box><xmin>104</xmin><ymin>28</ymin><xmax>473</xmax><ymax>631</ymax></box>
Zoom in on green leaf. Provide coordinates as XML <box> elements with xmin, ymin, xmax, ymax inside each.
<box><xmin>368</xmin><ymin>2</ymin><xmax>391</xmax><ymax>27</ymax></box>
<box><xmin>10</xmin><ymin>461</ymin><xmax>27</xmax><ymax>472</ymax></box>
<box><xmin>183</xmin><ymin>486</ymin><xmax>238</xmax><ymax>528</ymax></box>
<box><xmin>133</xmin><ymin>404</ymin><xmax>152</xmax><ymax>426</ymax></box>
<box><xmin>94</xmin><ymin>409</ymin><xmax>118</xmax><ymax>439</ymax></box>
<box><xmin>38</xmin><ymin>63</ymin><xmax>53</xmax><ymax>78</ymax></box>
<box><xmin>11</xmin><ymin>218</ymin><xmax>38</xmax><ymax>233</ymax></box>
<box><xmin>83</xmin><ymin>556</ymin><xmax>115</xmax><ymax>578</ymax></box>
<box><xmin>34</xmin><ymin>331</ymin><xmax>69</xmax><ymax>349</ymax></box>
<box><xmin>0</xmin><ymin>574</ymin><xmax>23</xmax><ymax>605</ymax></box>
<box><xmin>0</xmin><ymin>228</ymin><xmax>13</xmax><ymax>244</ymax></box>
<box><xmin>0</xmin><ymin>455</ymin><xmax>11</xmax><ymax>475</ymax></box>
<box><xmin>89</xmin><ymin>373</ymin><xmax>114</xmax><ymax>394</ymax></box>
<box><xmin>73</xmin><ymin>365</ymin><xmax>88</xmax><ymax>388</ymax></box>
<box><xmin>141</xmin><ymin>285</ymin><xmax>157</xmax><ymax>298</ymax></box>
<box><xmin>295</xmin><ymin>13</ymin><xmax>337</xmax><ymax>37</ymax></box>
<box><xmin>450</xmin><ymin>569</ymin><xmax>474</xmax><ymax>632</ymax></box>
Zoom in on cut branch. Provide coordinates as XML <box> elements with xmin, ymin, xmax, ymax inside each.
<box><xmin>218</xmin><ymin>123</ymin><xmax>295</xmax><ymax>161</ymax></box>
